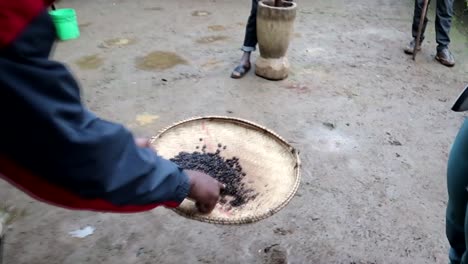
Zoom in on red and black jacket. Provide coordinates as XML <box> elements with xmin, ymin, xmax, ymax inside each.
<box><xmin>0</xmin><ymin>1</ymin><xmax>190</xmax><ymax>212</ymax></box>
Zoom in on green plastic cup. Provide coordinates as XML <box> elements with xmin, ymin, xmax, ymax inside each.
<box><xmin>49</xmin><ymin>8</ymin><xmax>80</xmax><ymax>41</ymax></box>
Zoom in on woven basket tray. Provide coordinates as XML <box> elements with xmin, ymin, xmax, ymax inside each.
<box><xmin>151</xmin><ymin>116</ymin><xmax>301</xmax><ymax>225</ymax></box>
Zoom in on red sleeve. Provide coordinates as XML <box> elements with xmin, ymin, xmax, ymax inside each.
<box><xmin>0</xmin><ymin>155</ymin><xmax>179</xmax><ymax>213</ymax></box>
<box><xmin>0</xmin><ymin>0</ymin><xmax>54</xmax><ymax>47</ymax></box>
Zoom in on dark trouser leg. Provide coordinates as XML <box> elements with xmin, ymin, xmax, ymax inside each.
<box><xmin>435</xmin><ymin>0</ymin><xmax>454</xmax><ymax>51</ymax></box>
<box><xmin>446</xmin><ymin>120</ymin><xmax>468</xmax><ymax>264</ymax></box>
<box><xmin>242</xmin><ymin>0</ymin><xmax>258</xmax><ymax>52</ymax></box>
<box><xmin>411</xmin><ymin>0</ymin><xmax>431</xmax><ymax>41</ymax></box>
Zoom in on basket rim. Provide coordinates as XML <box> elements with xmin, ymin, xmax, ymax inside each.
<box><xmin>151</xmin><ymin>116</ymin><xmax>301</xmax><ymax>225</ymax></box>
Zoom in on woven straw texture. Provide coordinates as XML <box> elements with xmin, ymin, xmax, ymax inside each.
<box><xmin>151</xmin><ymin>116</ymin><xmax>301</xmax><ymax>225</ymax></box>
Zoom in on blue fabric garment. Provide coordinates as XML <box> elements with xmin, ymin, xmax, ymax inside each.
<box><xmin>446</xmin><ymin>119</ymin><xmax>468</xmax><ymax>264</ymax></box>
<box><xmin>0</xmin><ymin>11</ymin><xmax>190</xmax><ymax>210</ymax></box>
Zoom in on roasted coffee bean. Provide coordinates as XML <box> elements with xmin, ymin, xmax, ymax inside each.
<box><xmin>170</xmin><ymin>145</ymin><xmax>257</xmax><ymax>207</ymax></box>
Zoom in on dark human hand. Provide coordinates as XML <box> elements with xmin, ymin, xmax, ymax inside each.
<box><xmin>185</xmin><ymin>170</ymin><xmax>224</xmax><ymax>214</ymax></box>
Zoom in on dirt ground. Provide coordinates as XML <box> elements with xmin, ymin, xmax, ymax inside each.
<box><xmin>1</xmin><ymin>0</ymin><xmax>468</xmax><ymax>263</ymax></box>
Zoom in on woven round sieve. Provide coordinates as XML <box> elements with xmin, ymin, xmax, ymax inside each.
<box><xmin>151</xmin><ymin>116</ymin><xmax>301</xmax><ymax>225</ymax></box>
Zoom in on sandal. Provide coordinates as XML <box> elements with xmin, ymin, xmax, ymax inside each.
<box><xmin>230</xmin><ymin>64</ymin><xmax>251</xmax><ymax>79</ymax></box>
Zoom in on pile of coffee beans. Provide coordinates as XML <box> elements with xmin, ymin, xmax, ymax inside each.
<box><xmin>170</xmin><ymin>139</ymin><xmax>257</xmax><ymax>207</ymax></box>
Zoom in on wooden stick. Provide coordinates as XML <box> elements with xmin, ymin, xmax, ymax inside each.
<box><xmin>413</xmin><ymin>0</ymin><xmax>429</xmax><ymax>60</ymax></box>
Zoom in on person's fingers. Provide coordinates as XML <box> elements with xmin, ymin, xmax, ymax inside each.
<box><xmin>135</xmin><ymin>137</ymin><xmax>151</xmax><ymax>148</ymax></box>
<box><xmin>197</xmin><ymin>202</ymin><xmax>209</xmax><ymax>214</ymax></box>
<box><xmin>196</xmin><ymin>200</ymin><xmax>217</xmax><ymax>214</ymax></box>
<box><xmin>219</xmin><ymin>182</ymin><xmax>226</xmax><ymax>190</ymax></box>
<box><xmin>195</xmin><ymin>201</ymin><xmax>202</xmax><ymax>212</ymax></box>
<box><xmin>204</xmin><ymin>200</ymin><xmax>217</xmax><ymax>214</ymax></box>
<box><xmin>196</xmin><ymin>202</ymin><xmax>208</xmax><ymax>214</ymax></box>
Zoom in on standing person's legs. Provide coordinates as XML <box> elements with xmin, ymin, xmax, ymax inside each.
<box><xmin>231</xmin><ymin>0</ymin><xmax>258</xmax><ymax>79</ymax></box>
<box><xmin>446</xmin><ymin>120</ymin><xmax>468</xmax><ymax>264</ymax></box>
<box><xmin>405</xmin><ymin>0</ymin><xmax>431</xmax><ymax>54</ymax></box>
<box><xmin>434</xmin><ymin>0</ymin><xmax>455</xmax><ymax>66</ymax></box>
<box><xmin>435</xmin><ymin>0</ymin><xmax>454</xmax><ymax>51</ymax></box>
<box><xmin>242</xmin><ymin>0</ymin><xmax>259</xmax><ymax>53</ymax></box>
<box><xmin>412</xmin><ymin>0</ymin><xmax>431</xmax><ymax>41</ymax></box>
